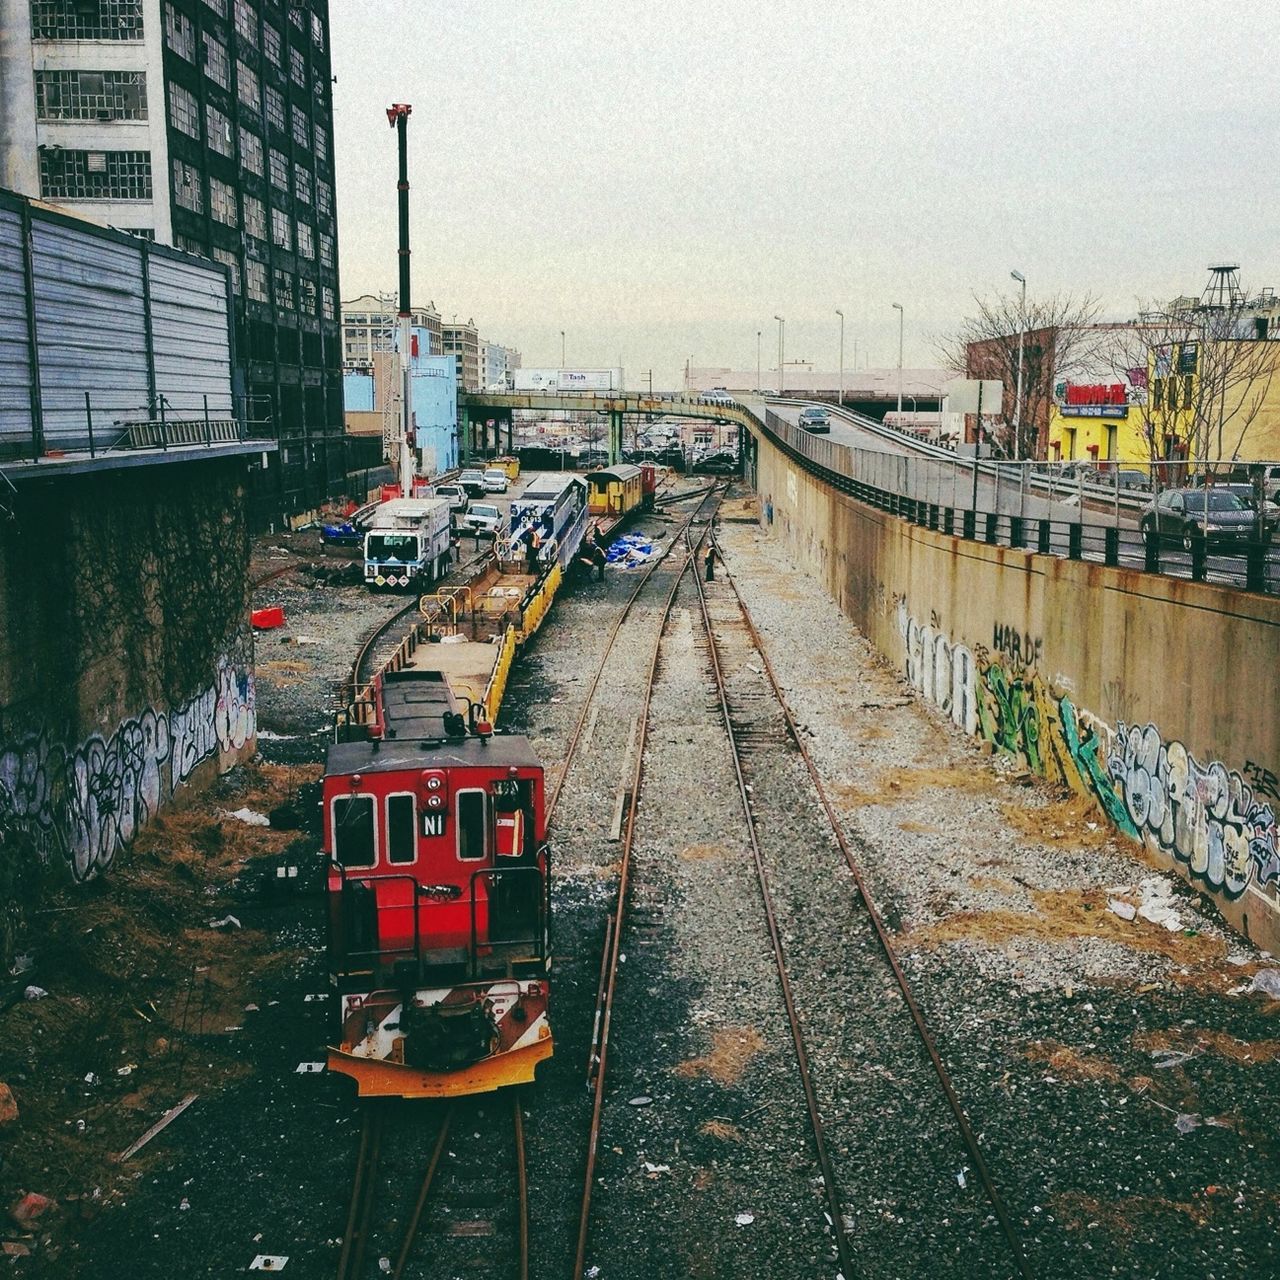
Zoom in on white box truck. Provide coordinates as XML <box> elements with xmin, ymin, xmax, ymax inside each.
<box><xmin>363</xmin><ymin>498</ymin><xmax>452</xmax><ymax>589</ymax></box>
<box><xmin>512</xmin><ymin>368</ymin><xmax>625</xmax><ymax>394</ymax></box>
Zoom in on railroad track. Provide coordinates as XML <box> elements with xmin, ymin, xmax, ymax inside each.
<box><xmin>570</xmin><ymin>497</ymin><xmax>721</xmax><ymax>1280</ymax></box>
<box><xmin>684</xmin><ymin>529</ymin><xmax>1033</xmax><ymax>1278</ymax></box>
<box><xmin>336</xmin><ymin>1095</ymin><xmax>528</xmax><ymax>1280</ymax></box>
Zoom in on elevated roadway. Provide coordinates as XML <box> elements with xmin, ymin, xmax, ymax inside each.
<box><xmin>459</xmin><ymin>390</ymin><xmax>754</xmax><ymax>462</ymax></box>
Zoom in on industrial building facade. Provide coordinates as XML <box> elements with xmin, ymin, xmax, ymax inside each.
<box><xmin>0</xmin><ymin>0</ymin><xmax>345</xmax><ymax>521</ymax></box>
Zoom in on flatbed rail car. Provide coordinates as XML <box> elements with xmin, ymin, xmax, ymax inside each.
<box><xmin>325</xmin><ymin>671</ymin><xmax>551</xmax><ymax>1097</ymax></box>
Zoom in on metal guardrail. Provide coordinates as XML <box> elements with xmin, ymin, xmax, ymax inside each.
<box><xmin>750</xmin><ymin>403</ymin><xmax>1280</xmax><ymax>598</ymax></box>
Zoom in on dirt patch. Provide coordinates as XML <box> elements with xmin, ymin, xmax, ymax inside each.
<box><xmin>898</xmin><ymin>820</ymin><xmax>940</xmax><ymax>834</ymax></box>
<box><xmin>900</xmin><ymin>888</ymin><xmax>1233</xmax><ymax>984</ymax></box>
<box><xmin>0</xmin><ymin>760</ymin><xmax>316</xmax><ymax>1265</ymax></box>
<box><xmin>674</xmin><ymin>1026</ymin><xmax>765</xmax><ymax>1086</ymax></box>
<box><xmin>1133</xmin><ymin>1027</ymin><xmax>1280</xmax><ymax>1065</ymax></box>
<box><xmin>1024</xmin><ymin>1039</ymin><xmax>1125</xmax><ymax>1083</ymax></box>
<box><xmin>679</xmin><ymin>843</ymin><xmax>730</xmax><ymax>862</ymax></box>
<box><xmin>1000</xmin><ymin>794</ymin><xmax>1114</xmax><ymax>851</ymax></box>
<box><xmin>698</xmin><ymin>1118</ymin><xmax>744</xmax><ymax>1142</ymax></box>
<box><xmin>258</xmin><ymin>658</ymin><xmax>312</xmax><ymax>689</ymax></box>
<box><xmin>832</xmin><ymin>765</ymin><xmax>998</xmax><ymax>808</ymax></box>
<box><xmin>1052</xmin><ymin>1190</ymin><xmax>1214</xmax><ymax>1233</ymax></box>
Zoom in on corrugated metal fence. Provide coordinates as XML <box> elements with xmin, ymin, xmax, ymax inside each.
<box><xmin>0</xmin><ymin>189</ymin><xmax>234</xmax><ymax>461</ymax></box>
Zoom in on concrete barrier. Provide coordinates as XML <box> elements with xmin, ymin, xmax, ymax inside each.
<box><xmin>750</xmin><ymin>419</ymin><xmax>1280</xmax><ymax>951</ymax></box>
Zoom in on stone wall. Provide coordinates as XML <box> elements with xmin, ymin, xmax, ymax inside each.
<box><xmin>0</xmin><ymin>459</ymin><xmax>256</xmax><ymax>881</ymax></box>
<box><xmin>752</xmin><ymin>427</ymin><xmax>1280</xmax><ymax>951</ymax></box>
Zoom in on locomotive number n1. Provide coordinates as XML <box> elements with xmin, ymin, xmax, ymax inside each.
<box><xmin>421</xmin><ymin>812</ymin><xmax>448</xmax><ymax>838</ymax></box>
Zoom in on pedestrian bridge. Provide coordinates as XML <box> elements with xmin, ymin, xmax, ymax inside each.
<box><xmin>458</xmin><ymin>391</ymin><xmax>755</xmax><ymax>462</ymax></box>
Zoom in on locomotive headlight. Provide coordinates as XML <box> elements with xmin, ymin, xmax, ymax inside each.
<box><xmin>426</xmin><ymin>776</ymin><xmax>442</xmax><ymax>790</ymax></box>
<box><xmin>426</xmin><ymin>793</ymin><xmax>445</xmax><ymax>810</ymax></box>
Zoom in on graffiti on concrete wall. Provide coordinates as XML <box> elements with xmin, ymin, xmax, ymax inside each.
<box><xmin>0</xmin><ymin>656</ymin><xmax>255</xmax><ymax>881</ymax></box>
<box><xmin>896</xmin><ymin>600</ymin><xmax>1279</xmax><ymax>902</ymax></box>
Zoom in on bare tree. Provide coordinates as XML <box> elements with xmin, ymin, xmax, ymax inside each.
<box><xmin>937</xmin><ymin>292</ymin><xmax>1103</xmax><ymax>459</ymax></box>
<box><xmin>1101</xmin><ymin>297</ymin><xmax>1279</xmax><ymax>468</ymax></box>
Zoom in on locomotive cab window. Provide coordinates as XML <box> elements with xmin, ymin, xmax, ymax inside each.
<box><xmin>457</xmin><ymin>789</ymin><xmax>487</xmax><ymax>861</ymax></box>
<box><xmin>386</xmin><ymin>793</ymin><xmax>416</xmax><ymax>865</ymax></box>
<box><xmin>333</xmin><ymin>795</ymin><xmax>375</xmax><ymax>868</ymax></box>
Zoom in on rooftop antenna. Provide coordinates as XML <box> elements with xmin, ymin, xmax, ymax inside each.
<box><xmin>387</xmin><ymin>103</ymin><xmax>414</xmax><ymax>497</ymax></box>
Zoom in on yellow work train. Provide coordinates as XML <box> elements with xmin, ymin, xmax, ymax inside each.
<box><xmin>585</xmin><ymin>464</ymin><xmax>656</xmax><ymax>519</ymax></box>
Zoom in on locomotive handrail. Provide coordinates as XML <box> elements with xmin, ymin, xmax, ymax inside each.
<box><xmin>468</xmin><ymin>865</ymin><xmax>546</xmax><ymax>980</ymax></box>
<box><xmin>327</xmin><ymin>867</ymin><xmax>423</xmax><ymax>976</ymax></box>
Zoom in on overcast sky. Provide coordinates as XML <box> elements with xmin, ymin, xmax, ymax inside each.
<box><xmin>330</xmin><ymin>0</ymin><xmax>1280</xmax><ymax>388</ymax></box>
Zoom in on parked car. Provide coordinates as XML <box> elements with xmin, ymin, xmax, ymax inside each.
<box><xmin>461</xmin><ymin>501</ymin><xmax>503</xmax><ymax>536</ymax></box>
<box><xmin>1212</xmin><ymin>484</ymin><xmax>1280</xmax><ymax>529</ymax></box>
<box><xmin>459</xmin><ymin>468</ymin><xmax>488</xmax><ymax>498</ymax></box>
<box><xmin>1115</xmin><ymin>470</ymin><xmax>1152</xmax><ymax>492</ymax></box>
<box><xmin>434</xmin><ymin>483</ymin><xmax>469</xmax><ymax>514</ymax></box>
<box><xmin>692</xmin><ymin>453</ymin><xmax>740</xmax><ymax>476</ymax></box>
<box><xmin>1139</xmin><ymin>488</ymin><xmax>1270</xmax><ymax>550</ymax></box>
<box><xmin>797</xmin><ymin>407</ymin><xmax>831</xmax><ymax>433</ymax></box>
<box><xmin>482</xmin><ymin>468</ymin><xmax>509</xmax><ymax>493</ymax></box>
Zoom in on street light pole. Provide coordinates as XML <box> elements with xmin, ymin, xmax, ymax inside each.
<box><xmin>774</xmin><ymin>315</ymin><xmax>784</xmax><ymax>395</ymax></box>
<box><xmin>756</xmin><ymin>329</ymin><xmax>762</xmax><ymax>393</ymax></box>
<box><xmin>835</xmin><ymin>308</ymin><xmax>844</xmax><ymax>409</ymax></box>
<box><xmin>1011</xmin><ymin>269</ymin><xmax>1027</xmax><ymax>460</ymax></box>
<box><xmin>560</xmin><ymin>330</ymin><xmax>566</xmax><ymax>367</ymax></box>
<box><xmin>891</xmin><ymin>302</ymin><xmax>904</xmax><ymax>417</ymax></box>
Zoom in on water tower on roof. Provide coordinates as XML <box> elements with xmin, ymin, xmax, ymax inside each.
<box><xmin>1199</xmin><ymin>263</ymin><xmax>1243</xmax><ymax>311</ymax></box>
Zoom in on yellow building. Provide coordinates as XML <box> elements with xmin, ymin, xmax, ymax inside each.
<box><xmin>1048</xmin><ymin>340</ymin><xmax>1280</xmax><ymax>465</ymax></box>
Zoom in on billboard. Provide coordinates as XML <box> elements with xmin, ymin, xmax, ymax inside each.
<box><xmin>512</xmin><ymin>368</ymin><xmax>624</xmax><ymax>393</ymax></box>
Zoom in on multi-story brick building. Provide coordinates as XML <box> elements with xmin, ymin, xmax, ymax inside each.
<box><xmin>0</xmin><ymin>0</ymin><xmax>345</xmax><ymax>522</ymax></box>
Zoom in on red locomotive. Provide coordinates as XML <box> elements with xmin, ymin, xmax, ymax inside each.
<box><xmin>323</xmin><ymin>670</ymin><xmax>552</xmax><ymax>1097</ymax></box>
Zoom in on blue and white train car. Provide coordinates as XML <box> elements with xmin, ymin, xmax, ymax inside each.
<box><xmin>509</xmin><ymin>474</ymin><xmax>589</xmax><ymax>570</ymax></box>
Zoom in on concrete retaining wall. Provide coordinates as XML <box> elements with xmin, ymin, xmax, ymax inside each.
<box><xmin>751</xmin><ymin>423</ymin><xmax>1280</xmax><ymax>951</ymax></box>
<box><xmin>0</xmin><ymin>459</ymin><xmax>256</xmax><ymax>881</ymax></box>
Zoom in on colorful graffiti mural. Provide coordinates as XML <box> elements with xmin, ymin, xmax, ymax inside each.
<box><xmin>896</xmin><ymin>600</ymin><xmax>1279</xmax><ymax>902</ymax></box>
<box><xmin>0</xmin><ymin>656</ymin><xmax>256</xmax><ymax>880</ymax></box>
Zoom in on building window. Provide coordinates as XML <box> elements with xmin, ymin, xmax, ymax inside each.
<box><xmin>319</xmin><ymin>231</ymin><xmax>333</xmax><ymax>267</ymax></box>
<box><xmin>295</xmin><ymin>220</ymin><xmax>313</xmax><ymax>258</ymax></box>
<box><xmin>202</xmin><ymin>0</ymin><xmax>227</xmax><ymax>17</ymax></box>
<box><xmin>126</xmin><ymin>227</ymin><xmax>155</xmax><ymax>240</ymax></box>
<box><xmin>203</xmin><ymin>33</ymin><xmax>230</xmax><ymax>89</ymax></box>
<box><xmin>175</xmin><ymin>233</ymin><xmax>205</xmax><ymax>255</ymax></box>
<box><xmin>291</xmin><ymin>104</ymin><xmax>308</xmax><ymax>149</ymax></box>
<box><xmin>242</xmin><ymin>192</ymin><xmax>265</xmax><ymax>239</ymax></box>
<box><xmin>206</xmin><ymin>104</ymin><xmax>234</xmax><ymax>157</ymax></box>
<box><xmin>234</xmin><ymin>0</ymin><xmax>257</xmax><ymax>44</ymax></box>
<box><xmin>39</xmin><ymin>148</ymin><xmax>151</xmax><ymax>201</ymax></box>
<box><xmin>33</xmin><ymin>0</ymin><xmax>143</xmax><ymax>40</ymax></box>
<box><xmin>311</xmin><ymin>12</ymin><xmax>324</xmax><ymax>48</ymax></box>
<box><xmin>262</xmin><ymin>20</ymin><xmax>281</xmax><ymax>64</ymax></box>
<box><xmin>34</xmin><ymin>70</ymin><xmax>147</xmax><ymax>122</ymax></box>
<box><xmin>271</xmin><ymin>207</ymin><xmax>291</xmax><ymax>250</ymax></box>
<box><xmin>210</xmin><ymin>176</ymin><xmax>237</xmax><ymax>226</ymax></box>
<box><xmin>239</xmin><ymin>126</ymin><xmax>263</xmax><ymax>175</ymax></box>
<box><xmin>237</xmin><ymin>60</ymin><xmax>260</xmax><ymax>112</ymax></box>
<box><xmin>268</xmin><ymin>148</ymin><xmax>288</xmax><ymax>189</ymax></box>
<box><xmin>168</xmin><ymin>82</ymin><xmax>200</xmax><ymax>139</ymax></box>
<box><xmin>287</xmin><ymin>2</ymin><xmax>303</xmax><ymax>29</ymax></box>
<box><xmin>212</xmin><ymin>246</ymin><xmax>241</xmax><ymax>294</ymax></box>
<box><xmin>274</xmin><ymin>267</ymin><xmax>294</xmax><ymax>309</ymax></box>
<box><xmin>293</xmin><ymin>162</ymin><xmax>311</xmax><ymax>205</ymax></box>
<box><xmin>171</xmin><ymin>158</ymin><xmax>203</xmax><ymax>211</ymax></box>
<box><xmin>322</xmin><ymin>285</ymin><xmax>335</xmax><ymax>320</ymax></box>
<box><xmin>316</xmin><ymin>179</ymin><xmax>331</xmax><ymax>216</ymax></box>
<box><xmin>299</xmin><ymin>277</ymin><xmax>317</xmax><ymax>314</ymax></box>
<box><xmin>1182</xmin><ymin>374</ymin><xmax>1193</xmax><ymax>410</ymax></box>
<box><xmin>163</xmin><ymin>3</ymin><xmax>195</xmax><ymax>60</ymax></box>
<box><xmin>289</xmin><ymin>46</ymin><xmax>306</xmax><ymax>87</ymax></box>
<box><xmin>264</xmin><ymin>85</ymin><xmax>285</xmax><ymax>133</ymax></box>
<box><xmin>246</xmin><ymin>258</ymin><xmax>268</xmax><ymax>302</ymax></box>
